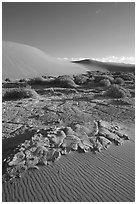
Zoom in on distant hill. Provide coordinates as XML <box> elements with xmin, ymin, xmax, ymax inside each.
<box><xmin>72</xmin><ymin>59</ymin><xmax>135</xmax><ymax>73</ymax></box>
<box><xmin>2</xmin><ymin>41</ymin><xmax>87</xmax><ymax>80</ymax></box>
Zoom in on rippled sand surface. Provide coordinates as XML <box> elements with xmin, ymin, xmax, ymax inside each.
<box><xmin>2</xmin><ymin>126</ymin><xmax>134</xmax><ymax>202</ymax></box>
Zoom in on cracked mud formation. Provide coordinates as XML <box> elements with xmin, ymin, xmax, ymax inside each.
<box><xmin>3</xmin><ymin>120</ymin><xmax>130</xmax><ymax>182</ymax></box>
<box><xmin>2</xmin><ymin>71</ymin><xmax>135</xmax><ymax>202</ymax></box>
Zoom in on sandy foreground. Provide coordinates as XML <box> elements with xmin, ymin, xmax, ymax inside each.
<box><xmin>2</xmin><ymin>74</ymin><xmax>135</xmax><ymax>202</ymax></box>
<box><xmin>2</xmin><ymin>124</ymin><xmax>134</xmax><ymax>202</ymax></box>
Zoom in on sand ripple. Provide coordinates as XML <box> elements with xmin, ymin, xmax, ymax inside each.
<box><xmin>2</xmin><ymin>122</ymin><xmax>134</xmax><ymax>201</ymax></box>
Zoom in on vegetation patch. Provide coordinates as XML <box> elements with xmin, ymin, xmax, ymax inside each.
<box><xmin>99</xmin><ymin>79</ymin><xmax>111</xmax><ymax>87</ymax></box>
<box><xmin>2</xmin><ymin>88</ymin><xmax>38</xmax><ymax>101</ymax></box>
<box><xmin>54</xmin><ymin>75</ymin><xmax>78</xmax><ymax>88</ymax></box>
<box><xmin>5</xmin><ymin>78</ymin><xmax>11</xmax><ymax>82</ymax></box>
<box><xmin>94</xmin><ymin>75</ymin><xmax>114</xmax><ymax>83</ymax></box>
<box><xmin>74</xmin><ymin>74</ymin><xmax>89</xmax><ymax>85</ymax></box>
<box><xmin>114</xmin><ymin>77</ymin><xmax>125</xmax><ymax>85</ymax></box>
<box><xmin>104</xmin><ymin>84</ymin><xmax>131</xmax><ymax>98</ymax></box>
<box><xmin>28</xmin><ymin>77</ymin><xmax>55</xmax><ymax>85</ymax></box>
<box><xmin>119</xmin><ymin>72</ymin><xmax>135</xmax><ymax>81</ymax></box>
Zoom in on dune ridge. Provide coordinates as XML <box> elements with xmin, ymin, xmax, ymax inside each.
<box><xmin>73</xmin><ymin>59</ymin><xmax>135</xmax><ymax>72</ymax></box>
<box><xmin>2</xmin><ymin>41</ymin><xmax>87</xmax><ymax>80</ymax></box>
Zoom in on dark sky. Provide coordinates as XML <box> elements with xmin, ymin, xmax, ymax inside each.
<box><xmin>2</xmin><ymin>2</ymin><xmax>135</xmax><ymax>61</ymax></box>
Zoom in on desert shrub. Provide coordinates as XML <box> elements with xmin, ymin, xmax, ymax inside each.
<box><xmin>74</xmin><ymin>74</ymin><xmax>89</xmax><ymax>85</ymax></box>
<box><xmin>106</xmin><ymin>76</ymin><xmax>114</xmax><ymax>83</ymax></box>
<box><xmin>114</xmin><ymin>77</ymin><xmax>125</xmax><ymax>85</ymax></box>
<box><xmin>28</xmin><ymin>77</ymin><xmax>43</xmax><ymax>85</ymax></box>
<box><xmin>94</xmin><ymin>75</ymin><xmax>114</xmax><ymax>83</ymax></box>
<box><xmin>104</xmin><ymin>84</ymin><xmax>131</xmax><ymax>98</ymax></box>
<box><xmin>126</xmin><ymin>84</ymin><xmax>135</xmax><ymax>89</ymax></box>
<box><xmin>86</xmin><ymin>78</ymin><xmax>96</xmax><ymax>87</ymax></box>
<box><xmin>42</xmin><ymin>75</ymin><xmax>55</xmax><ymax>79</ymax></box>
<box><xmin>129</xmin><ymin>90</ymin><xmax>135</xmax><ymax>98</ymax></box>
<box><xmin>2</xmin><ymin>87</ymin><xmax>38</xmax><ymax>101</ymax></box>
<box><xmin>99</xmin><ymin>79</ymin><xmax>111</xmax><ymax>87</ymax></box>
<box><xmin>86</xmin><ymin>71</ymin><xmax>93</xmax><ymax>77</ymax></box>
<box><xmin>42</xmin><ymin>75</ymin><xmax>48</xmax><ymax>79</ymax></box>
<box><xmin>5</xmin><ymin>78</ymin><xmax>11</xmax><ymax>82</ymax></box>
<box><xmin>28</xmin><ymin>77</ymin><xmax>55</xmax><ymax>85</ymax></box>
<box><xmin>59</xmin><ymin>75</ymin><xmax>74</xmax><ymax>80</ymax></box>
<box><xmin>54</xmin><ymin>75</ymin><xmax>77</xmax><ymax>88</ymax></box>
<box><xmin>119</xmin><ymin>72</ymin><xmax>135</xmax><ymax>81</ymax></box>
<box><xmin>19</xmin><ymin>78</ymin><xmax>29</xmax><ymax>83</ymax></box>
<box><xmin>94</xmin><ymin>75</ymin><xmax>103</xmax><ymax>83</ymax></box>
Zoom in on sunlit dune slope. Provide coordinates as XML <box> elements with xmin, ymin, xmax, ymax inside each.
<box><xmin>2</xmin><ymin>41</ymin><xmax>87</xmax><ymax>80</ymax></box>
<box><xmin>73</xmin><ymin>59</ymin><xmax>135</xmax><ymax>73</ymax></box>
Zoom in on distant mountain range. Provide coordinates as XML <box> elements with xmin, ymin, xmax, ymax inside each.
<box><xmin>2</xmin><ymin>41</ymin><xmax>135</xmax><ymax>80</ymax></box>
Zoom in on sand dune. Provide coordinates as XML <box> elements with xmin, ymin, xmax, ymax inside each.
<box><xmin>73</xmin><ymin>59</ymin><xmax>135</xmax><ymax>73</ymax></box>
<box><xmin>2</xmin><ymin>41</ymin><xmax>87</xmax><ymax>80</ymax></box>
<box><xmin>2</xmin><ymin>125</ymin><xmax>134</xmax><ymax>202</ymax></box>
<box><xmin>3</xmin><ymin>41</ymin><xmax>134</xmax><ymax>81</ymax></box>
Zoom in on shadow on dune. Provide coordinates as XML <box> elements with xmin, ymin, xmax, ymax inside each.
<box><xmin>73</xmin><ymin>59</ymin><xmax>135</xmax><ymax>73</ymax></box>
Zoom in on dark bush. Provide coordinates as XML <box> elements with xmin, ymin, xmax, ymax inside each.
<box><xmin>102</xmin><ymin>75</ymin><xmax>114</xmax><ymax>82</ymax></box>
<box><xmin>99</xmin><ymin>79</ymin><xmax>111</xmax><ymax>87</ymax></box>
<box><xmin>114</xmin><ymin>77</ymin><xmax>125</xmax><ymax>85</ymax></box>
<box><xmin>42</xmin><ymin>75</ymin><xmax>55</xmax><ymax>79</ymax></box>
<box><xmin>19</xmin><ymin>78</ymin><xmax>29</xmax><ymax>83</ymax></box>
<box><xmin>5</xmin><ymin>78</ymin><xmax>11</xmax><ymax>82</ymax></box>
<box><xmin>86</xmin><ymin>78</ymin><xmax>95</xmax><ymax>87</ymax></box>
<box><xmin>94</xmin><ymin>75</ymin><xmax>103</xmax><ymax>83</ymax></box>
<box><xmin>86</xmin><ymin>71</ymin><xmax>93</xmax><ymax>77</ymax></box>
<box><xmin>104</xmin><ymin>84</ymin><xmax>131</xmax><ymax>98</ymax></box>
<box><xmin>74</xmin><ymin>74</ymin><xmax>89</xmax><ymax>85</ymax></box>
<box><xmin>119</xmin><ymin>73</ymin><xmax>135</xmax><ymax>81</ymax></box>
<box><xmin>54</xmin><ymin>75</ymin><xmax>77</xmax><ymax>88</ymax></box>
<box><xmin>2</xmin><ymin>88</ymin><xmax>38</xmax><ymax>101</ymax></box>
<box><xmin>28</xmin><ymin>77</ymin><xmax>43</xmax><ymax>85</ymax></box>
<box><xmin>94</xmin><ymin>75</ymin><xmax>114</xmax><ymax>83</ymax></box>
